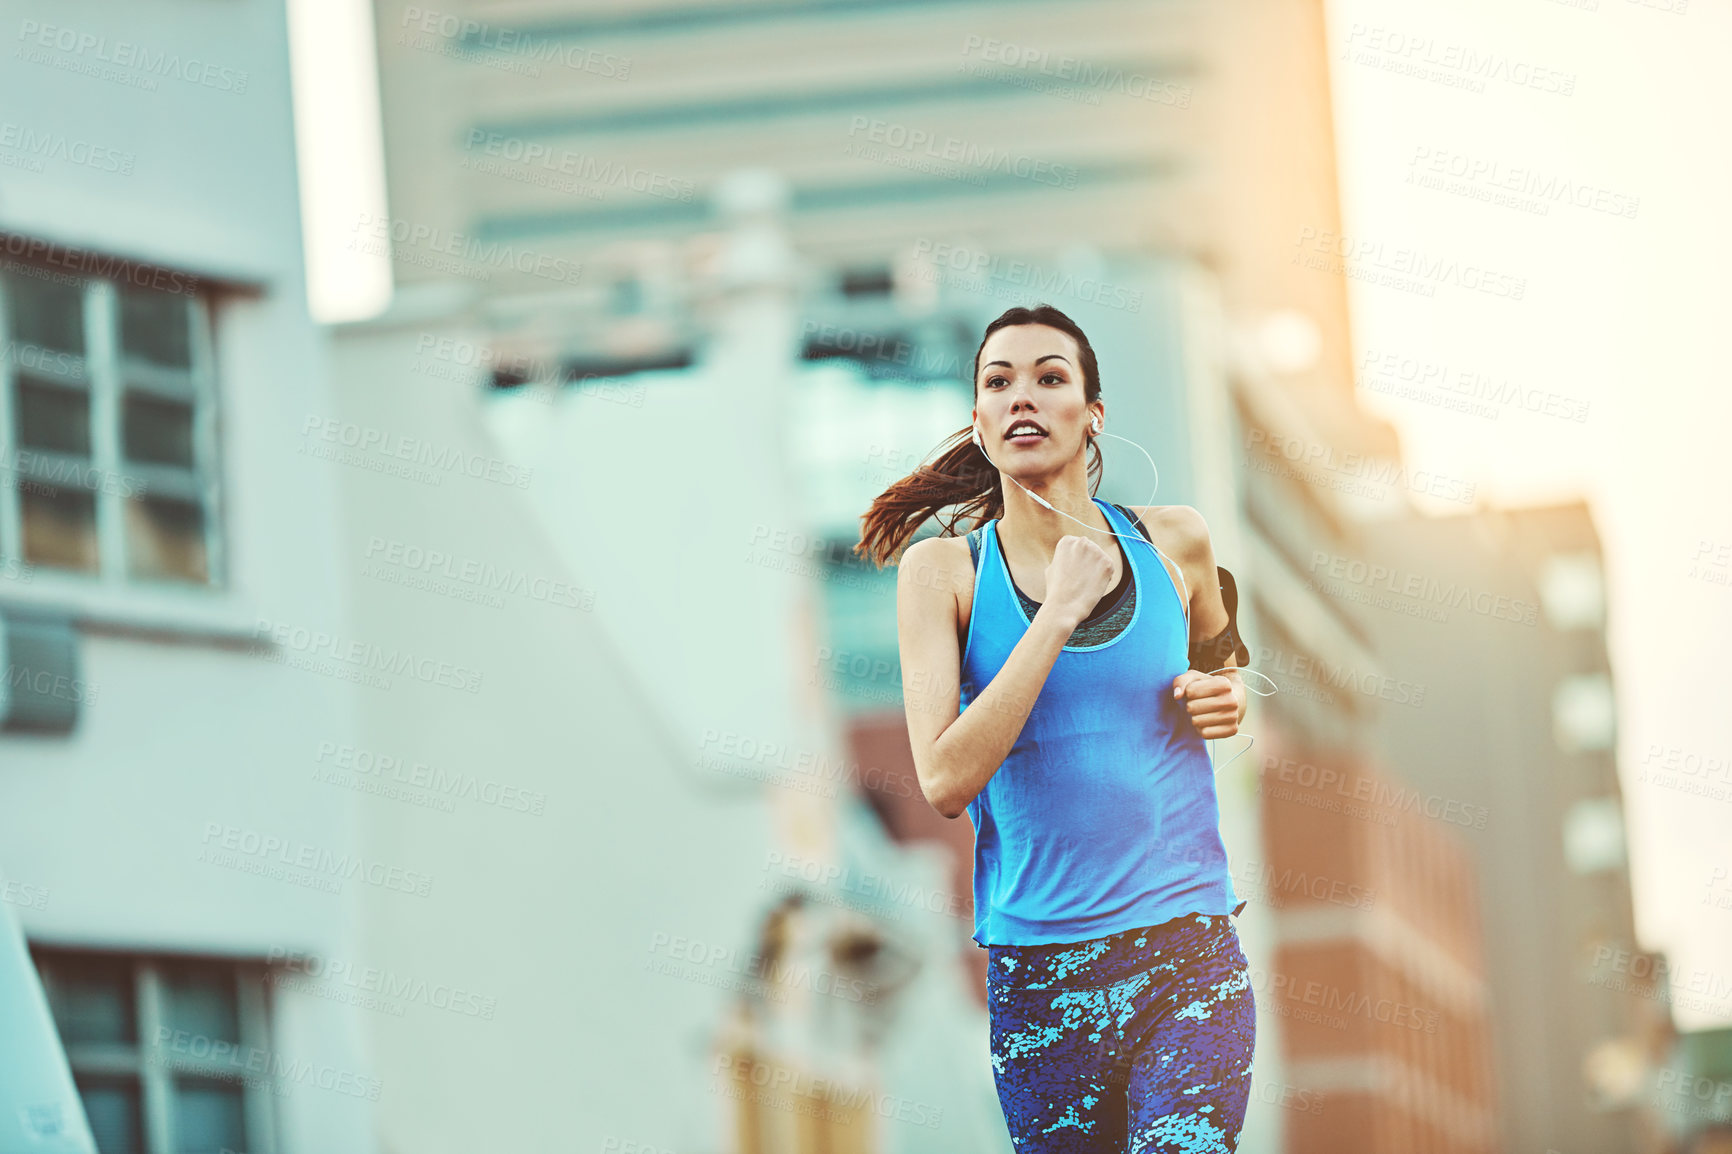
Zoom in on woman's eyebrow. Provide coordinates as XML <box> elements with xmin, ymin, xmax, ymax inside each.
<box><xmin>980</xmin><ymin>354</ymin><xmax>1073</xmax><ymax>370</ymax></box>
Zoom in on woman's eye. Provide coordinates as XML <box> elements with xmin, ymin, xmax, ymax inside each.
<box><xmin>1041</xmin><ymin>373</ymin><xmax>1062</xmax><ymax>385</ymax></box>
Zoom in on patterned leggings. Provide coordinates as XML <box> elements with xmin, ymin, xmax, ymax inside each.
<box><xmin>986</xmin><ymin>912</ymin><xmax>1257</xmax><ymax>1153</ymax></box>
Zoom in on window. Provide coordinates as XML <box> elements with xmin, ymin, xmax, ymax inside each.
<box><xmin>1562</xmin><ymin>797</ymin><xmax>1626</xmax><ymax>874</ymax></box>
<box><xmin>32</xmin><ymin>949</ymin><xmax>275</xmax><ymax>1154</ymax></box>
<box><xmin>1</xmin><ymin>268</ymin><xmax>222</xmax><ymax>586</ymax></box>
<box><xmin>1539</xmin><ymin>552</ymin><xmax>1605</xmax><ymax>631</ymax></box>
<box><xmin>1553</xmin><ymin>673</ymin><xmax>1616</xmax><ymax>752</ymax></box>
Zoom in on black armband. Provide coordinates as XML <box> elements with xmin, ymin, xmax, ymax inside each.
<box><xmin>1189</xmin><ymin>565</ymin><xmax>1251</xmax><ymax>673</ymax></box>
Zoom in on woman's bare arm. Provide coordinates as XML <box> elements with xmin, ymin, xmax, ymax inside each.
<box><xmin>895</xmin><ymin>534</ymin><xmax>1111</xmax><ymax>819</ymax></box>
<box><xmin>1136</xmin><ymin>505</ymin><xmax>1249</xmax><ymax>731</ymax></box>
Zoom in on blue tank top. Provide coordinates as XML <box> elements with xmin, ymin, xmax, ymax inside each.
<box><xmin>960</xmin><ymin>497</ymin><xmax>1244</xmax><ymax>946</ymax></box>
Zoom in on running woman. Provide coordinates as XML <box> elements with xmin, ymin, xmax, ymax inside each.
<box><xmin>855</xmin><ymin>305</ymin><xmax>1257</xmax><ymax>1153</ymax></box>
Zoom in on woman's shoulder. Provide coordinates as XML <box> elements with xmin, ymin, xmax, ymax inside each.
<box><xmin>897</xmin><ymin>533</ymin><xmax>976</xmax><ymax>591</ymax></box>
<box><xmin>1126</xmin><ymin>504</ymin><xmax>1211</xmax><ymax>558</ymax></box>
<box><xmin>896</xmin><ymin>534</ymin><xmax>976</xmax><ymax>643</ymax></box>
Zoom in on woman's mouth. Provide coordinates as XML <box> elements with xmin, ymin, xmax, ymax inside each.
<box><xmin>1005</xmin><ymin>421</ymin><xmax>1049</xmax><ymax>446</ymax></box>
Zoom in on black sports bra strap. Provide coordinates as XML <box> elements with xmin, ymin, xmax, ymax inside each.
<box><xmin>968</xmin><ymin>507</ymin><xmax>1143</xmax><ymax>571</ymax></box>
<box><xmin>1112</xmin><ymin>502</ymin><xmax>1154</xmax><ymax>544</ymax></box>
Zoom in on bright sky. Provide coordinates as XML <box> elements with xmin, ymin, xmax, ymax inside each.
<box><xmin>1323</xmin><ymin>0</ymin><xmax>1732</xmax><ymax>1028</ymax></box>
<box><xmin>287</xmin><ymin>0</ymin><xmax>391</xmax><ymax>323</ymax></box>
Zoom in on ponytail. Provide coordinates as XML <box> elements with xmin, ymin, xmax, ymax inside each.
<box><xmin>852</xmin><ymin>304</ymin><xmax>1103</xmax><ymax>568</ymax></box>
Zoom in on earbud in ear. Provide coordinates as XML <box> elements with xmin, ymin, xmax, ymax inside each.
<box><xmin>1091</xmin><ymin>416</ymin><xmax>1102</xmax><ymax>434</ymax></box>
<box><xmin>971</xmin><ymin>425</ymin><xmax>983</xmax><ymax>450</ymax></box>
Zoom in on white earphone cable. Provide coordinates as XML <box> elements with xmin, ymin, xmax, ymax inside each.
<box><xmin>977</xmin><ymin>421</ymin><xmax>1191</xmax><ymax>633</ymax></box>
<box><xmin>973</xmin><ymin>419</ymin><xmax>1281</xmax><ymax>775</ymax></box>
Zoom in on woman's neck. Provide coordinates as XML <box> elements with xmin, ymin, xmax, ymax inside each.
<box><xmin>998</xmin><ymin>482</ymin><xmax>1115</xmax><ymax>559</ymax></box>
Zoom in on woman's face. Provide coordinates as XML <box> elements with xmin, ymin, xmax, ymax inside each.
<box><xmin>972</xmin><ymin>324</ymin><xmax>1099</xmax><ymax>473</ymax></box>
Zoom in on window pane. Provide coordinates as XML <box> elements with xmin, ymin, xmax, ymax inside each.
<box><xmin>120</xmin><ymin>287</ymin><xmax>192</xmax><ymax>369</ymax></box>
<box><xmin>163</xmin><ymin>966</ymin><xmax>240</xmax><ymax>1044</ymax></box>
<box><xmin>1563</xmin><ymin>797</ymin><xmax>1626</xmax><ymax>873</ymax></box>
<box><xmin>21</xmin><ymin>484</ymin><xmax>99</xmax><ymax>572</ymax></box>
<box><xmin>15</xmin><ymin>375</ymin><xmax>92</xmax><ymax>456</ymax></box>
<box><xmin>41</xmin><ymin>955</ymin><xmax>137</xmax><ymax>1044</ymax></box>
<box><xmin>123</xmin><ymin>392</ymin><xmax>196</xmax><ymax>467</ymax></box>
<box><xmin>125</xmin><ymin>495</ymin><xmax>208</xmax><ymax>582</ymax></box>
<box><xmin>6</xmin><ymin>274</ymin><xmax>86</xmax><ymax>356</ymax></box>
<box><xmin>173</xmin><ymin>1078</ymin><xmax>247</xmax><ymax>1154</ymax></box>
<box><xmin>78</xmin><ymin>1078</ymin><xmax>144</xmax><ymax>1154</ymax></box>
<box><xmin>1553</xmin><ymin>673</ymin><xmax>1615</xmax><ymax>752</ymax></box>
<box><xmin>1540</xmin><ymin>552</ymin><xmax>1605</xmax><ymax>630</ymax></box>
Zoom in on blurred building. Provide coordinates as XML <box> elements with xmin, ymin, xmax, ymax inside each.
<box><xmin>347</xmin><ymin>0</ymin><xmax>1537</xmax><ymax>1150</ymax></box>
<box><xmin>1252</xmin><ymin>746</ymin><xmax>1502</xmax><ymax>1152</ymax></box>
<box><xmin>0</xmin><ymin>1</ymin><xmax>380</xmax><ymax>1152</ymax></box>
<box><xmin>1352</xmin><ymin>502</ymin><xmax>1662</xmax><ymax>1153</ymax></box>
<box><xmin>1653</xmin><ymin>1027</ymin><xmax>1732</xmax><ymax>1153</ymax></box>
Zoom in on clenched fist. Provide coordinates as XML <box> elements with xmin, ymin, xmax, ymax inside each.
<box><xmin>1172</xmin><ymin>671</ymin><xmax>1244</xmax><ymax>739</ymax></box>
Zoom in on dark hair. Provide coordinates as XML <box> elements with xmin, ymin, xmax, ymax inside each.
<box><xmin>853</xmin><ymin>304</ymin><xmax>1102</xmax><ymax>567</ymax></box>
